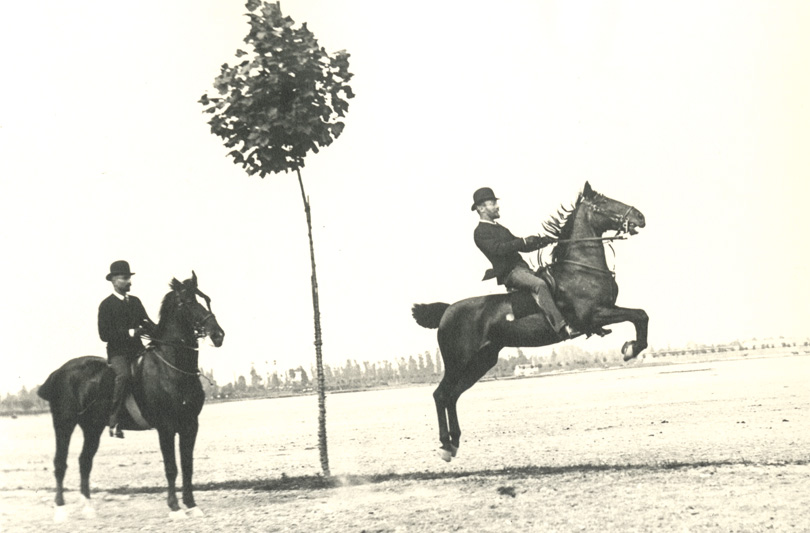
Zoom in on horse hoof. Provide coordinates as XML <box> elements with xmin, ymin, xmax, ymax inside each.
<box><xmin>450</xmin><ymin>444</ymin><xmax>459</xmax><ymax>458</ymax></box>
<box><xmin>439</xmin><ymin>449</ymin><xmax>453</xmax><ymax>462</ymax></box>
<box><xmin>79</xmin><ymin>496</ymin><xmax>96</xmax><ymax>519</ymax></box>
<box><xmin>169</xmin><ymin>509</ymin><xmax>188</xmax><ymax>520</ymax></box>
<box><xmin>187</xmin><ymin>506</ymin><xmax>205</xmax><ymax>518</ymax></box>
<box><xmin>622</xmin><ymin>341</ymin><xmax>637</xmax><ymax>361</ymax></box>
<box><xmin>53</xmin><ymin>505</ymin><xmax>69</xmax><ymax>523</ymax></box>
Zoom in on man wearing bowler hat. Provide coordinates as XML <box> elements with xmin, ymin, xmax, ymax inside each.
<box><xmin>98</xmin><ymin>260</ymin><xmax>155</xmax><ymax>438</ymax></box>
<box><xmin>472</xmin><ymin>187</ymin><xmax>577</xmax><ymax>340</ymax></box>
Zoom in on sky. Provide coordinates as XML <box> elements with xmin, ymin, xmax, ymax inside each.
<box><xmin>1</xmin><ymin>0</ymin><xmax>808</xmax><ymax>394</ymax></box>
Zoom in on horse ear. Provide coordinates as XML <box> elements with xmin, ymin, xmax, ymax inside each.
<box><xmin>191</xmin><ymin>270</ymin><xmax>198</xmax><ymax>287</ymax></box>
<box><xmin>170</xmin><ymin>278</ymin><xmax>182</xmax><ymax>291</ymax></box>
<box><xmin>583</xmin><ymin>181</ymin><xmax>594</xmax><ymax>198</ymax></box>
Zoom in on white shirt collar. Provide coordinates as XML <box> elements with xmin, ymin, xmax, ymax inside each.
<box><xmin>112</xmin><ymin>292</ymin><xmax>128</xmax><ymax>301</ymax></box>
<box><xmin>479</xmin><ymin>219</ymin><xmax>498</xmax><ymax>225</ymax></box>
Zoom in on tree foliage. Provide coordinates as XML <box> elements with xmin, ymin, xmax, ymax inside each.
<box><xmin>199</xmin><ymin>0</ymin><xmax>354</xmax><ymax>176</ymax></box>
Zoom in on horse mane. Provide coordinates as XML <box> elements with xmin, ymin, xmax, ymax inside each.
<box><xmin>150</xmin><ymin>278</ymin><xmax>191</xmax><ymax>341</ymax></box>
<box><xmin>541</xmin><ymin>192</ymin><xmax>584</xmax><ymax>264</ymax></box>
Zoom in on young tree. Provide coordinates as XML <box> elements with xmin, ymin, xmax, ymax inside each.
<box><xmin>199</xmin><ymin>1</ymin><xmax>353</xmax><ymax>476</ymax></box>
<box><xmin>249</xmin><ymin>365</ymin><xmax>264</xmax><ymax>390</ymax></box>
<box><xmin>269</xmin><ymin>372</ymin><xmax>281</xmax><ymax>391</ymax></box>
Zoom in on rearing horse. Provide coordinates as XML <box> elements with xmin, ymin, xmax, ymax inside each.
<box><xmin>412</xmin><ymin>182</ymin><xmax>647</xmax><ymax>461</ymax></box>
<box><xmin>37</xmin><ymin>272</ymin><xmax>224</xmax><ymax>521</ymax></box>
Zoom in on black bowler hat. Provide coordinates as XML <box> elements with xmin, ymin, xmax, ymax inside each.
<box><xmin>106</xmin><ymin>260</ymin><xmax>135</xmax><ymax>281</ymax></box>
<box><xmin>471</xmin><ymin>187</ymin><xmax>498</xmax><ymax>211</ymax></box>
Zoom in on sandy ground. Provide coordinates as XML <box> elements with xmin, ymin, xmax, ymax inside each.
<box><xmin>1</xmin><ymin>354</ymin><xmax>808</xmax><ymax>532</ymax></box>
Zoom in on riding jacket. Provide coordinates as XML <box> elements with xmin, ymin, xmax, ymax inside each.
<box><xmin>98</xmin><ymin>294</ymin><xmax>153</xmax><ymax>359</ymax></box>
<box><xmin>474</xmin><ymin>220</ymin><xmax>536</xmax><ymax>284</ymax></box>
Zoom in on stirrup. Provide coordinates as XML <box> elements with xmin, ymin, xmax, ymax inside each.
<box><xmin>560</xmin><ymin>325</ymin><xmax>581</xmax><ymax>340</ymax></box>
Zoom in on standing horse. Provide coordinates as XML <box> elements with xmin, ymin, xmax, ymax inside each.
<box><xmin>412</xmin><ymin>182</ymin><xmax>647</xmax><ymax>461</ymax></box>
<box><xmin>37</xmin><ymin>272</ymin><xmax>224</xmax><ymax>521</ymax></box>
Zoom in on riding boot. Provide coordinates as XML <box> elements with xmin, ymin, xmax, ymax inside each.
<box><xmin>109</xmin><ymin>373</ymin><xmax>127</xmax><ymax>439</ymax></box>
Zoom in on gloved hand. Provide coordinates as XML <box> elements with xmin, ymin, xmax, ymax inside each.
<box><xmin>537</xmin><ymin>235</ymin><xmax>556</xmax><ymax>247</ymax></box>
<box><xmin>525</xmin><ymin>235</ymin><xmax>555</xmax><ymax>250</ymax></box>
<box><xmin>524</xmin><ymin>235</ymin><xmax>542</xmax><ymax>249</ymax></box>
<box><xmin>140</xmin><ymin>318</ymin><xmax>154</xmax><ymax>335</ymax></box>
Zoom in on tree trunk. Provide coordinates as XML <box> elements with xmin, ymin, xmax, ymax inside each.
<box><xmin>296</xmin><ymin>168</ymin><xmax>330</xmax><ymax>476</ymax></box>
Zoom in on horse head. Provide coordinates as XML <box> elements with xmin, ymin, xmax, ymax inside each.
<box><xmin>581</xmin><ymin>181</ymin><xmax>646</xmax><ymax>236</ymax></box>
<box><xmin>169</xmin><ymin>271</ymin><xmax>225</xmax><ymax>347</ymax></box>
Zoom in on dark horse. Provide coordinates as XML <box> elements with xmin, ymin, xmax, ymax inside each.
<box><xmin>412</xmin><ymin>182</ymin><xmax>647</xmax><ymax>461</ymax></box>
<box><xmin>37</xmin><ymin>272</ymin><xmax>224</xmax><ymax>521</ymax></box>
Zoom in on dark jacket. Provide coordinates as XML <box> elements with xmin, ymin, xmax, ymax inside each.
<box><xmin>98</xmin><ymin>294</ymin><xmax>153</xmax><ymax>359</ymax></box>
<box><xmin>474</xmin><ymin>221</ymin><xmax>535</xmax><ymax>284</ymax></box>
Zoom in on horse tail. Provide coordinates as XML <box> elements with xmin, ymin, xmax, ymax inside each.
<box><xmin>412</xmin><ymin>303</ymin><xmax>450</xmax><ymax>329</ymax></box>
<box><xmin>37</xmin><ymin>371</ymin><xmax>56</xmax><ymax>402</ymax></box>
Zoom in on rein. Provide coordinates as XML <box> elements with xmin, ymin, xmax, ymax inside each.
<box><xmin>151</xmin><ymin>348</ymin><xmax>201</xmax><ymax>377</ymax></box>
<box><xmin>535</xmin><ymin>196</ymin><xmax>635</xmax><ymax>272</ymax></box>
<box><xmin>145</xmin><ymin>335</ymin><xmax>198</xmax><ymax>352</ymax></box>
<box><xmin>558</xmin><ymin>259</ymin><xmax>615</xmax><ymax>276</ymax></box>
<box><xmin>552</xmin><ymin>235</ymin><xmax>628</xmax><ymax>244</ymax></box>
<box><xmin>139</xmin><ymin>306</ymin><xmax>217</xmax><ymax>380</ymax></box>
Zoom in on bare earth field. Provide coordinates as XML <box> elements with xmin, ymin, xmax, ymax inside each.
<box><xmin>1</xmin><ymin>354</ymin><xmax>808</xmax><ymax>532</ymax></box>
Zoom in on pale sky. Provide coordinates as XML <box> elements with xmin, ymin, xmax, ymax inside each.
<box><xmin>1</xmin><ymin>0</ymin><xmax>808</xmax><ymax>394</ymax></box>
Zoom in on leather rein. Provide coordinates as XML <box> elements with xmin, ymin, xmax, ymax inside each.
<box><xmin>538</xmin><ymin>197</ymin><xmax>637</xmax><ymax>276</ymax></box>
<box><xmin>142</xmin><ymin>298</ymin><xmax>217</xmax><ymax>378</ymax></box>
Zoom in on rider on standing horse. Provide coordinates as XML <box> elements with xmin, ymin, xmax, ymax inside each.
<box><xmin>98</xmin><ymin>260</ymin><xmax>155</xmax><ymax>438</ymax></box>
<box><xmin>472</xmin><ymin>187</ymin><xmax>578</xmax><ymax>340</ymax></box>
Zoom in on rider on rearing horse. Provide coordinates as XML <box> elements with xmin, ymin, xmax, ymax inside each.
<box><xmin>472</xmin><ymin>187</ymin><xmax>578</xmax><ymax>340</ymax></box>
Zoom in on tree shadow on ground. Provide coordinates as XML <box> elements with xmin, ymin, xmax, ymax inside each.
<box><xmin>96</xmin><ymin>458</ymin><xmax>809</xmax><ymax>495</ymax></box>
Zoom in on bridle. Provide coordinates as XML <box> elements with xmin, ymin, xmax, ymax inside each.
<box><xmin>144</xmin><ymin>288</ymin><xmax>218</xmax><ymax>378</ymax></box>
<box><xmin>191</xmin><ymin>288</ymin><xmax>217</xmax><ymax>341</ymax></box>
<box><xmin>535</xmin><ymin>194</ymin><xmax>638</xmax><ymax>275</ymax></box>
<box><xmin>584</xmin><ymin>194</ymin><xmax>637</xmax><ymax>236</ymax></box>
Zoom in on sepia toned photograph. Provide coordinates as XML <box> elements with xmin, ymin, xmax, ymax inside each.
<box><xmin>1</xmin><ymin>1</ymin><xmax>808</xmax><ymax>531</ymax></box>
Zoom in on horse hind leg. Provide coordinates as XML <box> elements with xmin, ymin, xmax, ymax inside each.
<box><xmin>433</xmin><ymin>378</ymin><xmax>455</xmax><ymax>461</ymax></box>
<box><xmin>77</xmin><ymin>420</ymin><xmax>106</xmax><ymax>519</ymax></box>
<box><xmin>443</xmin><ymin>344</ymin><xmax>501</xmax><ymax>461</ymax></box>
<box><xmin>50</xmin><ymin>418</ymin><xmax>76</xmax><ymax>522</ymax></box>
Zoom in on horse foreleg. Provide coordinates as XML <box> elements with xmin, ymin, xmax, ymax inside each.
<box><xmin>179</xmin><ymin>420</ymin><xmax>201</xmax><ymax>515</ymax></box>
<box><xmin>592</xmin><ymin>306</ymin><xmax>649</xmax><ymax>360</ymax></box>
<box><xmin>77</xmin><ymin>422</ymin><xmax>105</xmax><ymax>519</ymax></box>
<box><xmin>157</xmin><ymin>428</ymin><xmax>183</xmax><ymax>516</ymax></box>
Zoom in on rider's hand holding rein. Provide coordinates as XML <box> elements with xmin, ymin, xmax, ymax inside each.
<box><xmin>523</xmin><ymin>235</ymin><xmax>555</xmax><ymax>251</ymax></box>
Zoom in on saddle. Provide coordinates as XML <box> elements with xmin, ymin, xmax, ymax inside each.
<box><xmin>506</xmin><ymin>267</ymin><xmax>558</xmax><ymax>321</ymax></box>
<box><xmin>114</xmin><ymin>352</ymin><xmax>152</xmax><ymax>430</ymax></box>
<box><xmin>505</xmin><ymin>267</ymin><xmax>611</xmax><ymax>338</ymax></box>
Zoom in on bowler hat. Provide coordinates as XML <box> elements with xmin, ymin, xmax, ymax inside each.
<box><xmin>471</xmin><ymin>187</ymin><xmax>498</xmax><ymax>211</ymax></box>
<box><xmin>106</xmin><ymin>260</ymin><xmax>135</xmax><ymax>281</ymax></box>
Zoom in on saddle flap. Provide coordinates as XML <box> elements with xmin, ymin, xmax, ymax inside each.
<box><xmin>536</xmin><ymin>266</ymin><xmax>557</xmax><ymax>297</ymax></box>
<box><xmin>507</xmin><ymin>267</ymin><xmax>557</xmax><ymax>321</ymax></box>
<box><xmin>120</xmin><ymin>352</ymin><xmax>152</xmax><ymax>430</ymax></box>
<box><xmin>509</xmin><ymin>291</ymin><xmax>539</xmax><ymax>321</ymax></box>
<box><xmin>123</xmin><ymin>394</ymin><xmax>152</xmax><ymax>429</ymax></box>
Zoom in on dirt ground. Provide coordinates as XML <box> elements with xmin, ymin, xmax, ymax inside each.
<box><xmin>2</xmin><ymin>354</ymin><xmax>808</xmax><ymax>532</ymax></box>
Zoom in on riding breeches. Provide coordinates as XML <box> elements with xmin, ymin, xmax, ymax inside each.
<box><xmin>504</xmin><ymin>265</ymin><xmax>566</xmax><ymax>332</ymax></box>
<box><xmin>108</xmin><ymin>355</ymin><xmax>131</xmax><ymax>424</ymax></box>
